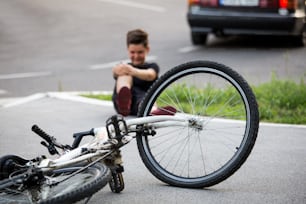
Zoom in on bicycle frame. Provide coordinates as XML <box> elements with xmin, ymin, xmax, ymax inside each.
<box><xmin>36</xmin><ymin>115</ymin><xmax>188</xmax><ymax>171</ymax></box>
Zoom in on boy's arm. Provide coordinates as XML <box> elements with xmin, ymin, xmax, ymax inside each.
<box><xmin>113</xmin><ymin>64</ymin><xmax>157</xmax><ymax>81</ymax></box>
<box><xmin>131</xmin><ymin>67</ymin><xmax>157</xmax><ymax>81</ymax></box>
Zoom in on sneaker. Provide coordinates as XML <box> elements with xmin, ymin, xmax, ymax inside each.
<box><xmin>150</xmin><ymin>106</ymin><xmax>177</xmax><ymax>116</ymax></box>
<box><xmin>116</xmin><ymin>86</ymin><xmax>132</xmax><ymax>116</ymax></box>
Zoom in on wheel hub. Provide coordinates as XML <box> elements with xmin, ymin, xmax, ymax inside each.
<box><xmin>188</xmin><ymin>118</ymin><xmax>203</xmax><ymax>130</ymax></box>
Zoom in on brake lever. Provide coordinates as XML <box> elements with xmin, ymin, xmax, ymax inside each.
<box><xmin>40</xmin><ymin>141</ymin><xmax>59</xmax><ymax>155</ymax></box>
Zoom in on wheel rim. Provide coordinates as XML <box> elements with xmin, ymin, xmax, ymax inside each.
<box><xmin>140</xmin><ymin>66</ymin><xmax>253</xmax><ymax>185</ymax></box>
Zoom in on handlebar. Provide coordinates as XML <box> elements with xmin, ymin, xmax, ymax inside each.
<box><xmin>31</xmin><ymin>124</ymin><xmax>74</xmax><ymax>154</ymax></box>
<box><xmin>32</xmin><ymin>125</ymin><xmax>53</xmax><ymax>144</ymax></box>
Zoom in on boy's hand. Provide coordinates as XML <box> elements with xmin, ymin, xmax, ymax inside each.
<box><xmin>113</xmin><ymin>63</ymin><xmax>134</xmax><ymax>77</ymax></box>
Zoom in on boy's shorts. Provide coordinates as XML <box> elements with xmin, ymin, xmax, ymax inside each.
<box><xmin>112</xmin><ymin>86</ymin><xmax>147</xmax><ymax>116</ymax></box>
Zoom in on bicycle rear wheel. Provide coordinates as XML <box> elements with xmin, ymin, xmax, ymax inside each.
<box><xmin>0</xmin><ymin>162</ymin><xmax>110</xmax><ymax>203</ymax></box>
<box><xmin>137</xmin><ymin>61</ymin><xmax>259</xmax><ymax>188</ymax></box>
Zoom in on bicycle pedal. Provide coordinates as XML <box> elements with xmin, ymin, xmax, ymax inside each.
<box><xmin>106</xmin><ymin>115</ymin><xmax>128</xmax><ymax>139</ymax></box>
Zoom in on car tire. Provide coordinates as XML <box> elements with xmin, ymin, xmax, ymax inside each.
<box><xmin>191</xmin><ymin>32</ymin><xmax>207</xmax><ymax>45</ymax></box>
<box><xmin>292</xmin><ymin>35</ymin><xmax>304</xmax><ymax>47</ymax></box>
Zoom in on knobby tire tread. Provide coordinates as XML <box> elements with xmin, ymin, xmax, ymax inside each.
<box><xmin>41</xmin><ymin>163</ymin><xmax>111</xmax><ymax>204</ymax></box>
<box><xmin>0</xmin><ymin>162</ymin><xmax>111</xmax><ymax>204</ymax></box>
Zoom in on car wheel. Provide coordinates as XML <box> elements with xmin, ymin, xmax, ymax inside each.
<box><xmin>191</xmin><ymin>32</ymin><xmax>207</xmax><ymax>45</ymax></box>
<box><xmin>292</xmin><ymin>35</ymin><xmax>304</xmax><ymax>47</ymax></box>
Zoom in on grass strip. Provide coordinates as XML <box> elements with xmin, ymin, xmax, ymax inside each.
<box><xmin>81</xmin><ymin>76</ymin><xmax>306</xmax><ymax>124</ymax></box>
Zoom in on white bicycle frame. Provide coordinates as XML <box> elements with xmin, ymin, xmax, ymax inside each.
<box><xmin>37</xmin><ymin>115</ymin><xmax>188</xmax><ymax>171</ymax></box>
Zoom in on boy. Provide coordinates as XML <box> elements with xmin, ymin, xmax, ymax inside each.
<box><xmin>112</xmin><ymin>29</ymin><xmax>159</xmax><ymax>116</ymax></box>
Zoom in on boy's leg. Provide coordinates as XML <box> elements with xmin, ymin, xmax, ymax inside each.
<box><xmin>116</xmin><ymin>75</ymin><xmax>132</xmax><ymax>93</ymax></box>
<box><xmin>130</xmin><ymin>87</ymin><xmax>146</xmax><ymax>115</ymax></box>
<box><xmin>115</xmin><ymin>76</ymin><xmax>133</xmax><ymax>116</ymax></box>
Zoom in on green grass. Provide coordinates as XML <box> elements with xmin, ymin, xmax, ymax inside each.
<box><xmin>252</xmin><ymin>75</ymin><xmax>306</xmax><ymax>124</ymax></box>
<box><xmin>82</xmin><ymin>76</ymin><xmax>306</xmax><ymax>125</ymax></box>
<box><xmin>80</xmin><ymin>93</ymin><xmax>112</xmax><ymax>101</ymax></box>
<box><xmin>155</xmin><ymin>84</ymin><xmax>247</xmax><ymax>120</ymax></box>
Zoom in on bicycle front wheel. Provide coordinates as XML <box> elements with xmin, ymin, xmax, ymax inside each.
<box><xmin>137</xmin><ymin>61</ymin><xmax>259</xmax><ymax>188</ymax></box>
<box><xmin>0</xmin><ymin>163</ymin><xmax>110</xmax><ymax>203</ymax></box>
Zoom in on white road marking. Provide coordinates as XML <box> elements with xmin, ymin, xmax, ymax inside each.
<box><xmin>0</xmin><ymin>71</ymin><xmax>52</xmax><ymax>80</ymax></box>
<box><xmin>97</xmin><ymin>0</ymin><xmax>166</xmax><ymax>12</ymax></box>
<box><xmin>89</xmin><ymin>55</ymin><xmax>157</xmax><ymax>70</ymax></box>
<box><xmin>178</xmin><ymin>46</ymin><xmax>201</xmax><ymax>53</ymax></box>
<box><xmin>1</xmin><ymin>93</ymin><xmax>46</xmax><ymax>108</ymax></box>
<box><xmin>0</xmin><ymin>89</ymin><xmax>8</xmax><ymax>95</ymax></box>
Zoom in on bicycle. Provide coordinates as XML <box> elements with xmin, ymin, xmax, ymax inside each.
<box><xmin>0</xmin><ymin>60</ymin><xmax>259</xmax><ymax>203</ymax></box>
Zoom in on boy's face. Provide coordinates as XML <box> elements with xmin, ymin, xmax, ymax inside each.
<box><xmin>127</xmin><ymin>44</ymin><xmax>149</xmax><ymax>66</ymax></box>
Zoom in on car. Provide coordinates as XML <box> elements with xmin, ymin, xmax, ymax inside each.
<box><xmin>187</xmin><ymin>0</ymin><xmax>306</xmax><ymax>46</ymax></box>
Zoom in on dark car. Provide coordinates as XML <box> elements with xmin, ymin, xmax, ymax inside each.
<box><xmin>187</xmin><ymin>0</ymin><xmax>306</xmax><ymax>46</ymax></box>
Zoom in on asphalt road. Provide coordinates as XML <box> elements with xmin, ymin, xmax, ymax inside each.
<box><xmin>0</xmin><ymin>1</ymin><xmax>306</xmax><ymax>203</ymax></box>
<box><xmin>0</xmin><ymin>96</ymin><xmax>305</xmax><ymax>204</ymax></box>
<box><xmin>0</xmin><ymin>0</ymin><xmax>305</xmax><ymax>98</ymax></box>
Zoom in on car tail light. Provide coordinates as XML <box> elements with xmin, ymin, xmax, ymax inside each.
<box><xmin>259</xmin><ymin>0</ymin><xmax>297</xmax><ymax>9</ymax></box>
<box><xmin>279</xmin><ymin>0</ymin><xmax>297</xmax><ymax>9</ymax></box>
<box><xmin>188</xmin><ymin>0</ymin><xmax>218</xmax><ymax>7</ymax></box>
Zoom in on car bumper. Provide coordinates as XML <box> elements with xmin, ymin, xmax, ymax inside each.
<box><xmin>187</xmin><ymin>9</ymin><xmax>305</xmax><ymax>36</ymax></box>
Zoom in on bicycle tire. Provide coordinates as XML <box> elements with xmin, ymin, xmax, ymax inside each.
<box><xmin>0</xmin><ymin>162</ymin><xmax>111</xmax><ymax>203</ymax></box>
<box><xmin>0</xmin><ymin>155</ymin><xmax>29</xmax><ymax>180</ymax></box>
<box><xmin>137</xmin><ymin>60</ymin><xmax>259</xmax><ymax>188</ymax></box>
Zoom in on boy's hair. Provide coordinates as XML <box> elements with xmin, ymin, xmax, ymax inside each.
<box><xmin>126</xmin><ymin>29</ymin><xmax>148</xmax><ymax>48</ymax></box>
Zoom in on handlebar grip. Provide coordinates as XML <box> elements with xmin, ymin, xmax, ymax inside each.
<box><xmin>31</xmin><ymin>124</ymin><xmax>52</xmax><ymax>143</ymax></box>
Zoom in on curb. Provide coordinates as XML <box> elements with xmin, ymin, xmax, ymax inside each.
<box><xmin>0</xmin><ymin>91</ymin><xmax>113</xmax><ymax>108</ymax></box>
